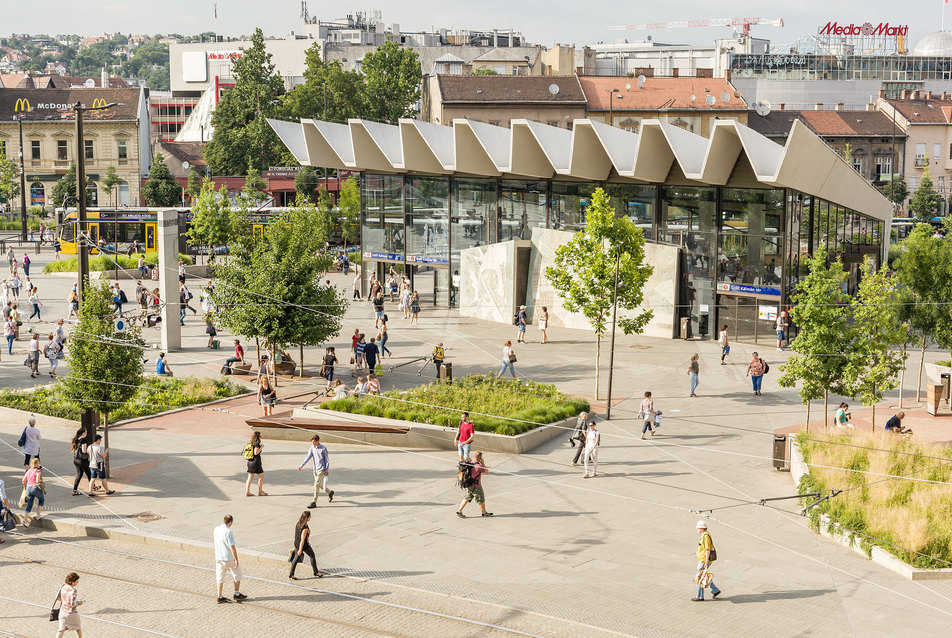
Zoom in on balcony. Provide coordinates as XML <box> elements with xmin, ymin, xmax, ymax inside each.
<box><xmin>915</xmin><ymin>155</ymin><xmax>929</xmax><ymax>168</ymax></box>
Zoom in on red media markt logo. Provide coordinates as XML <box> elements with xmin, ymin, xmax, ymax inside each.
<box><xmin>861</xmin><ymin>22</ymin><xmax>874</xmax><ymax>36</ymax></box>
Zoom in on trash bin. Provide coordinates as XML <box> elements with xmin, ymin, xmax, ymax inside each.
<box><xmin>680</xmin><ymin>317</ymin><xmax>692</xmax><ymax>340</ymax></box>
<box><xmin>772</xmin><ymin>434</ymin><xmax>788</xmax><ymax>471</ymax></box>
<box><xmin>941</xmin><ymin>373</ymin><xmax>951</xmax><ymax>402</ymax></box>
<box><xmin>440</xmin><ymin>362</ymin><xmax>453</xmax><ymax>384</ymax></box>
<box><xmin>927</xmin><ymin>382</ymin><xmax>944</xmax><ymax>415</ymax></box>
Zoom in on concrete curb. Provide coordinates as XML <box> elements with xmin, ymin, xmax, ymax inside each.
<box><xmin>791</xmin><ymin>438</ymin><xmax>952</xmax><ymax>580</ymax></box>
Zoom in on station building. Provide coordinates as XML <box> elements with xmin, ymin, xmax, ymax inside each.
<box><xmin>268</xmin><ymin>116</ymin><xmax>892</xmax><ymax>343</ymax></box>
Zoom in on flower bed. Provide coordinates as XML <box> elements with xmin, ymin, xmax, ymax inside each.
<box><xmin>0</xmin><ymin>375</ymin><xmax>246</xmax><ymax>422</ymax></box>
<box><xmin>322</xmin><ymin>374</ymin><xmax>588</xmax><ymax>436</ymax></box>
<box><xmin>797</xmin><ymin>431</ymin><xmax>952</xmax><ymax>569</ymax></box>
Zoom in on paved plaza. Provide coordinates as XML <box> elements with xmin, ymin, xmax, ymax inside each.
<box><xmin>1</xmin><ymin>250</ymin><xmax>951</xmax><ymax>636</ymax></box>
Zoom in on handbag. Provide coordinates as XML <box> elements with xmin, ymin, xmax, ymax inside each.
<box><xmin>508</xmin><ymin>351</ymin><xmax>517</xmax><ymax>363</ymax></box>
<box><xmin>18</xmin><ymin>488</ymin><xmax>28</xmax><ymax>509</ymax></box>
<box><xmin>17</xmin><ymin>427</ymin><xmax>26</xmax><ymax>448</ymax></box>
<box><xmin>49</xmin><ymin>593</ymin><xmax>61</xmax><ymax>622</ymax></box>
<box><xmin>318</xmin><ymin>364</ymin><xmax>326</xmax><ymax>379</ymax></box>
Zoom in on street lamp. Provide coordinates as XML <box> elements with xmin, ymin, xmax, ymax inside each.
<box><xmin>605</xmin><ymin>247</ymin><xmax>622</xmax><ymax>420</ymax></box>
<box><xmin>605</xmin><ymin>88</ymin><xmax>622</xmax><ymax>128</ymax></box>
<box><xmin>16</xmin><ymin>114</ymin><xmax>28</xmax><ymax>241</ymax></box>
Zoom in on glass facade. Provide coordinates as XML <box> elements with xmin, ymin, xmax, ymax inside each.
<box><xmin>730</xmin><ymin>54</ymin><xmax>952</xmax><ymax>83</ymax></box>
<box><xmin>358</xmin><ymin>174</ymin><xmax>886</xmax><ymax>339</ymax></box>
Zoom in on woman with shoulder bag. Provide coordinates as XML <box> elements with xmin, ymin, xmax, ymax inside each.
<box><xmin>244</xmin><ymin>431</ymin><xmax>267</xmax><ymax>497</ymax></box>
<box><xmin>640</xmin><ymin>391</ymin><xmax>658</xmax><ymax>440</ymax></box>
<box><xmin>570</xmin><ymin>411</ymin><xmax>588</xmax><ymax>465</ymax></box>
<box><xmin>54</xmin><ymin>572</ymin><xmax>84</xmax><ymax>637</ymax></box>
<box><xmin>70</xmin><ymin>428</ymin><xmax>91</xmax><ymax>496</ymax></box>
<box><xmin>258</xmin><ymin>375</ymin><xmax>277</xmax><ymax>417</ymax></box>
<box><xmin>289</xmin><ymin>510</ymin><xmax>323</xmax><ymax>579</ymax></box>
<box><xmin>205</xmin><ymin>315</ymin><xmax>218</xmax><ymax>348</ymax></box>
<box><xmin>498</xmin><ymin>340</ymin><xmax>517</xmax><ymax>379</ymax></box>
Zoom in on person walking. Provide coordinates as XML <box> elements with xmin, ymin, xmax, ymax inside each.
<box><xmin>205</xmin><ymin>315</ymin><xmax>218</xmax><ymax>348</ymax></box>
<box><xmin>498</xmin><ymin>340</ymin><xmax>517</xmax><ymax>379</ymax></box>
<box><xmin>19</xmin><ymin>416</ymin><xmax>41</xmax><ymax>467</ymax></box>
<box><xmin>138</xmin><ymin>255</ymin><xmax>147</xmax><ymax>278</ymax></box>
<box><xmin>569</xmin><ymin>411</ymin><xmax>588</xmax><ymax>465</ymax></box>
<box><xmin>4</xmin><ymin>314</ymin><xmax>15</xmax><ymax>356</ymax></box>
<box><xmin>21</xmin><ymin>458</ymin><xmax>45</xmax><ymax>525</ymax></box>
<box><xmin>88</xmin><ymin>435</ymin><xmax>115</xmax><ymax>495</ymax></box>
<box><xmin>54</xmin><ymin>572</ymin><xmax>84</xmax><ymax>636</ymax></box>
<box><xmin>456</xmin><ymin>412</ymin><xmax>475</xmax><ymax>460</ymax></box>
<box><xmin>243</xmin><ymin>431</ymin><xmax>267</xmax><ymax>497</ymax></box>
<box><xmin>538</xmin><ymin>306</ymin><xmax>549</xmax><ymax>344</ymax></box>
<box><xmin>10</xmin><ymin>303</ymin><xmax>20</xmax><ymax>340</ymax></box>
<box><xmin>27</xmin><ymin>331</ymin><xmax>40</xmax><ymax>378</ymax></box>
<box><xmin>9</xmin><ymin>271</ymin><xmax>20</xmax><ymax>300</ymax></box>
<box><xmin>21</xmin><ymin>252</ymin><xmax>30</xmax><ymax>277</ymax></box>
<box><xmin>692</xmin><ymin>520</ymin><xmax>721</xmax><ymax>602</ymax></box>
<box><xmin>352</xmin><ymin>273</ymin><xmax>361</xmax><ymax>300</ymax></box>
<box><xmin>67</xmin><ymin>287</ymin><xmax>80</xmax><ymax>321</ymax></box>
<box><xmin>401</xmin><ymin>284</ymin><xmax>411</xmax><ymax>319</ymax></box>
<box><xmin>298</xmin><ymin>434</ymin><xmax>334</xmax><ymax>508</ymax></box>
<box><xmin>353</xmin><ymin>333</ymin><xmax>367</xmax><ymax>374</ymax></box>
<box><xmin>583</xmin><ymin>420</ymin><xmax>600</xmax><ymax>478</ymax></box>
<box><xmin>71</xmin><ymin>428</ymin><xmax>91</xmax><ymax>496</ymax></box>
<box><xmin>45</xmin><ymin>332</ymin><xmax>63</xmax><ymax>378</ymax></box>
<box><xmin>257</xmin><ymin>375</ymin><xmax>276</xmax><ymax>417</ymax></box>
<box><xmin>718</xmin><ymin>324</ymin><xmax>730</xmax><ymax>365</ymax></box>
<box><xmin>456</xmin><ymin>451</ymin><xmax>492</xmax><ymax>518</ymax></box>
<box><xmin>364</xmin><ymin>337</ymin><xmax>380</xmax><ymax>374</ymax></box>
<box><xmin>688</xmin><ymin>353</ymin><xmax>700</xmax><ymax>397</ymax></box>
<box><xmin>6</xmin><ymin>247</ymin><xmax>14</xmax><ymax>272</ymax></box>
<box><xmin>213</xmin><ymin>515</ymin><xmax>248</xmax><ymax>603</ymax></box>
<box><xmin>515</xmin><ymin>305</ymin><xmax>527</xmax><ymax>343</ymax></box>
<box><xmin>321</xmin><ymin>347</ymin><xmax>338</xmax><ymax>392</ymax></box>
<box><xmin>373</xmin><ymin>291</ymin><xmax>385</xmax><ymax>328</ymax></box>
<box><xmin>289</xmin><ymin>510</ymin><xmax>323</xmax><ymax>579</ymax></box>
<box><xmin>28</xmin><ymin>287</ymin><xmax>41</xmax><ymax>321</ymax></box>
<box><xmin>432</xmin><ymin>342</ymin><xmax>446</xmax><ymax>380</ymax></box>
<box><xmin>746</xmin><ymin>352</ymin><xmax>765</xmax><ymax>396</ymax></box>
<box><xmin>409</xmin><ymin>291</ymin><xmax>421</xmax><ymax>325</ymax></box>
<box><xmin>775</xmin><ymin>310</ymin><xmax>789</xmax><ymax>351</ymax></box>
<box><xmin>377</xmin><ymin>318</ymin><xmax>392</xmax><ymax>358</ymax></box>
<box><xmin>640</xmin><ymin>391</ymin><xmax>658</xmax><ymax>439</ymax></box>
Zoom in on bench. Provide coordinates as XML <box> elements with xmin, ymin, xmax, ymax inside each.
<box><xmin>274</xmin><ymin>361</ymin><xmax>296</xmax><ymax>375</ymax></box>
<box><xmin>230</xmin><ymin>362</ymin><xmax>252</xmax><ymax>375</ymax></box>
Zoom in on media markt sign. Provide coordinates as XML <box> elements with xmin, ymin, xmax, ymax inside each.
<box><xmin>818</xmin><ymin>21</ymin><xmax>909</xmax><ymax>37</ymax></box>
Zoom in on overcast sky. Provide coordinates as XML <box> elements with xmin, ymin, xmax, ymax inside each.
<box><xmin>0</xmin><ymin>1</ymin><xmax>944</xmax><ymax>50</ymax></box>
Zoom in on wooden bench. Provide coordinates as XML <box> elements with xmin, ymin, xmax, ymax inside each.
<box><xmin>274</xmin><ymin>361</ymin><xmax>296</xmax><ymax>375</ymax></box>
<box><xmin>245</xmin><ymin>414</ymin><xmax>409</xmax><ymax>434</ymax></box>
<box><xmin>230</xmin><ymin>362</ymin><xmax>252</xmax><ymax>375</ymax></box>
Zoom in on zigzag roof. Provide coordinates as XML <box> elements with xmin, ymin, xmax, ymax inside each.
<box><xmin>267</xmin><ymin>117</ymin><xmax>893</xmax><ymax>223</ymax></box>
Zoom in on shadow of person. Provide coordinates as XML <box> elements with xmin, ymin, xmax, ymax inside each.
<box><xmin>726</xmin><ymin>589</ymin><xmax>835</xmax><ymax>604</ymax></box>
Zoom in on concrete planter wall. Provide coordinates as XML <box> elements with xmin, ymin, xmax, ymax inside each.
<box><xmin>255</xmin><ymin>407</ymin><xmax>575</xmax><ymax>454</ymax></box>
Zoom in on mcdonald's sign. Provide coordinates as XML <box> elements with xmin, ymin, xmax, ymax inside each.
<box><xmin>14</xmin><ymin>98</ymin><xmax>31</xmax><ymax>112</ymax></box>
<box><xmin>92</xmin><ymin>98</ymin><xmax>107</xmax><ymax>109</ymax></box>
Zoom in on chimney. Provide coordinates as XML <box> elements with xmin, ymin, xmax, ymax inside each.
<box><xmin>778</xmin><ymin>103</ymin><xmax>785</xmax><ymax>111</ymax></box>
<box><xmin>866</xmin><ymin>103</ymin><xmax>876</xmax><ymax>112</ymax></box>
<box><xmin>901</xmin><ymin>89</ymin><xmax>911</xmax><ymax>99</ymax></box>
<box><xmin>835</xmin><ymin>102</ymin><xmax>844</xmax><ymax>111</ymax></box>
<box><xmin>100</xmin><ymin>66</ymin><xmax>108</xmax><ymax>88</ymax></box>
<box><xmin>878</xmin><ymin>89</ymin><xmax>886</xmax><ymax>99</ymax></box>
<box><xmin>913</xmin><ymin>90</ymin><xmax>921</xmax><ymax>99</ymax></box>
<box><xmin>944</xmin><ymin>91</ymin><xmax>950</xmax><ymax>100</ymax></box>
<box><xmin>814</xmin><ymin>102</ymin><xmax>824</xmax><ymax>110</ymax></box>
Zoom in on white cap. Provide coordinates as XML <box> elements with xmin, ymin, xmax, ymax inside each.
<box><xmin>696</xmin><ymin>520</ymin><xmax>708</xmax><ymax>529</ymax></box>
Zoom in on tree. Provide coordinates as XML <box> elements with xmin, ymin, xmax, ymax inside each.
<box><xmin>60</xmin><ymin>279</ymin><xmax>144</xmax><ymax>474</ymax></box>
<box><xmin>361</xmin><ymin>40</ymin><xmax>422</xmax><ymax>123</ymax></box>
<box><xmin>294</xmin><ymin>166</ymin><xmax>321</xmax><ymax>201</ymax></box>
<box><xmin>142</xmin><ymin>153</ymin><xmax>181</xmax><ymax>206</ymax></box>
<box><xmin>778</xmin><ymin>248</ymin><xmax>855</xmax><ymax>429</ymax></box>
<box><xmin>0</xmin><ymin>153</ymin><xmax>20</xmax><ymax>206</ymax></box>
<box><xmin>845</xmin><ymin>258</ymin><xmax>906</xmax><ymax>429</ymax></box>
<box><xmin>50</xmin><ymin>163</ymin><xmax>92</xmax><ymax>209</ymax></box>
<box><xmin>908</xmin><ymin>160</ymin><xmax>941</xmax><ymax>220</ymax></box>
<box><xmin>243</xmin><ymin>166</ymin><xmax>267</xmax><ymax>202</ymax></box>
<box><xmin>877</xmin><ymin>176</ymin><xmax>908</xmax><ymax>208</ymax></box>
<box><xmin>472</xmin><ymin>68</ymin><xmax>499</xmax><ymax>76</ymax></box>
<box><xmin>204</xmin><ymin>28</ymin><xmax>287</xmax><ymax>175</ymax></box>
<box><xmin>338</xmin><ymin>177</ymin><xmax>360</xmax><ymax>249</ymax></box>
<box><xmin>187</xmin><ymin>180</ymin><xmax>240</xmax><ymax>256</ymax></box>
<box><xmin>102</xmin><ymin>165</ymin><xmax>122</xmax><ymax>207</ymax></box>
<box><xmin>284</xmin><ymin>44</ymin><xmax>367</xmax><ymax>123</ymax></box>
<box><xmin>545</xmin><ymin>187</ymin><xmax>653</xmax><ymax>398</ymax></box>
<box><xmin>185</xmin><ymin>167</ymin><xmax>202</xmax><ymax>205</ymax></box>
<box><xmin>212</xmin><ymin>202</ymin><xmax>346</xmax><ymax>378</ymax></box>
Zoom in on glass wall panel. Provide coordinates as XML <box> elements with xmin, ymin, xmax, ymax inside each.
<box><xmin>451</xmin><ymin>178</ymin><xmax>495</xmax><ymax>260</ymax></box>
<box><xmin>550</xmin><ymin>182</ymin><xmax>595</xmax><ymax>232</ymax></box>
<box><xmin>662</xmin><ymin>186</ymin><xmax>716</xmax><ymax>339</ymax></box>
<box><xmin>499</xmin><ymin>180</ymin><xmax>546</xmax><ymax>241</ymax></box>
<box><xmin>605</xmin><ymin>184</ymin><xmax>657</xmax><ymax>240</ymax></box>
<box><xmin>406</xmin><ymin>177</ymin><xmax>449</xmax><ymax>261</ymax></box>
<box><xmin>361</xmin><ymin>174</ymin><xmax>387</xmax><ymax>254</ymax></box>
<box><xmin>718</xmin><ymin>188</ymin><xmax>783</xmax><ymax>286</ymax></box>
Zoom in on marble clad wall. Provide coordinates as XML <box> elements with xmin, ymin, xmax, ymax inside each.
<box><xmin>525</xmin><ymin>228</ymin><xmax>678</xmax><ymax>339</ymax></box>
<box><xmin>459</xmin><ymin>240</ymin><xmax>530</xmax><ymax>324</ymax></box>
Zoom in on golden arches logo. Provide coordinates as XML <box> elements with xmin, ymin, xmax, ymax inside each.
<box><xmin>92</xmin><ymin>98</ymin><xmax>107</xmax><ymax>109</ymax></box>
<box><xmin>14</xmin><ymin>98</ymin><xmax>30</xmax><ymax>112</ymax></box>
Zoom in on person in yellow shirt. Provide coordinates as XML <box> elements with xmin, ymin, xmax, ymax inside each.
<box><xmin>693</xmin><ymin>520</ymin><xmax>721</xmax><ymax>601</ymax></box>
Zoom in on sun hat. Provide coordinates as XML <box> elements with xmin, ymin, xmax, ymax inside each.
<box><xmin>696</xmin><ymin>520</ymin><xmax>708</xmax><ymax>529</ymax></box>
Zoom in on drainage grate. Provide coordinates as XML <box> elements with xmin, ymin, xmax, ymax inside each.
<box><xmin>631</xmin><ymin>344</ymin><xmax>652</xmax><ymax>350</ymax></box>
<box><xmin>126</xmin><ymin>511</ymin><xmax>164</xmax><ymax>523</ymax></box>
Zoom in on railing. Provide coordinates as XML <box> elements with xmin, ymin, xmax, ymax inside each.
<box><xmin>915</xmin><ymin>155</ymin><xmax>929</xmax><ymax>168</ymax></box>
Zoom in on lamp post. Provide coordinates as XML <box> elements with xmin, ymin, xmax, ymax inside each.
<box><xmin>323</xmin><ymin>81</ymin><xmax>328</xmax><ymax>194</ymax></box>
<box><xmin>605</xmin><ymin>88</ymin><xmax>622</xmax><ymax>127</ymax></box>
<box><xmin>605</xmin><ymin>247</ymin><xmax>621</xmax><ymax>420</ymax></box>
<box><xmin>16</xmin><ymin>114</ymin><xmax>28</xmax><ymax>240</ymax></box>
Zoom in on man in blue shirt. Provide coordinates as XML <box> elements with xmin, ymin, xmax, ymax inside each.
<box><xmin>297</xmin><ymin>435</ymin><xmax>334</xmax><ymax>509</ymax></box>
<box><xmin>155</xmin><ymin>352</ymin><xmax>172</xmax><ymax>376</ymax></box>
<box><xmin>213</xmin><ymin>515</ymin><xmax>247</xmax><ymax>603</ymax></box>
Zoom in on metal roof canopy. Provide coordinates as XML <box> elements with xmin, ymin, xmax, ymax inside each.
<box><xmin>267</xmin><ymin>116</ymin><xmax>893</xmax><ymax>222</ymax></box>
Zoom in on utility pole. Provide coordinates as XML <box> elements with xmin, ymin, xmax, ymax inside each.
<box><xmin>323</xmin><ymin>81</ymin><xmax>328</xmax><ymax>194</ymax></box>
<box><xmin>17</xmin><ymin>114</ymin><xmax>28</xmax><ymax>240</ymax></box>
<box><xmin>605</xmin><ymin>248</ymin><xmax>621</xmax><ymax>419</ymax></box>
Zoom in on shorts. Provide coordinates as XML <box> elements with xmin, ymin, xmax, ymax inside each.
<box><xmin>457</xmin><ymin>442</ymin><xmax>471</xmax><ymax>458</ymax></box>
<box><xmin>518</xmin><ymin>324</ymin><xmax>526</xmax><ymax>333</ymax></box>
<box><xmin>539</xmin><ymin>320</ymin><xmax>547</xmax><ymax>330</ymax></box>
<box><xmin>90</xmin><ymin>465</ymin><xmax>105</xmax><ymax>479</ymax></box>
<box><xmin>375</xmin><ymin>310</ymin><xmax>384</xmax><ymax>319</ymax></box>
<box><xmin>216</xmin><ymin>559</ymin><xmax>242</xmax><ymax>584</ymax></box>
<box><xmin>325</xmin><ymin>367</ymin><xmax>335</xmax><ymax>382</ymax></box>
<box><xmin>776</xmin><ymin>329</ymin><xmax>786</xmax><ymax>342</ymax></box>
<box><xmin>464</xmin><ymin>485</ymin><xmax>485</xmax><ymax>503</ymax></box>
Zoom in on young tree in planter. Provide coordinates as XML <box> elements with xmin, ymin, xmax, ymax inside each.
<box><xmin>243</xmin><ymin>166</ymin><xmax>267</xmax><ymax>202</ymax></box>
<box><xmin>142</xmin><ymin>153</ymin><xmax>182</xmax><ymax>207</ymax></box>
<box><xmin>545</xmin><ymin>187</ymin><xmax>653</xmax><ymax>399</ymax></box>
<box><xmin>294</xmin><ymin>166</ymin><xmax>321</xmax><ymax>202</ymax></box>
<box><xmin>0</xmin><ymin>153</ymin><xmax>21</xmax><ymax>205</ymax></box>
<box><xmin>908</xmin><ymin>161</ymin><xmax>941</xmax><ymax>221</ymax></box>
<box><xmin>338</xmin><ymin>177</ymin><xmax>360</xmax><ymax>250</ymax></box>
<box><xmin>60</xmin><ymin>279</ymin><xmax>144</xmax><ymax>475</ymax></box>
<box><xmin>845</xmin><ymin>257</ymin><xmax>906</xmax><ymax>430</ymax></box>
<box><xmin>102</xmin><ymin>165</ymin><xmax>123</xmax><ymax>207</ymax></box>
<box><xmin>185</xmin><ymin>167</ymin><xmax>202</xmax><ymax>205</ymax></box>
<box><xmin>778</xmin><ymin>249</ymin><xmax>855</xmax><ymax>429</ymax></box>
<box><xmin>187</xmin><ymin>180</ymin><xmax>236</xmax><ymax>261</ymax></box>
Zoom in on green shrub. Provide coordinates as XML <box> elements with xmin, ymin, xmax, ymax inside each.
<box><xmin>0</xmin><ymin>375</ymin><xmax>246</xmax><ymax>423</ymax></box>
<box><xmin>323</xmin><ymin>374</ymin><xmax>588</xmax><ymax>436</ymax></box>
<box><xmin>0</xmin><ymin>215</ymin><xmax>51</xmax><ymax>231</ymax></box>
<box><xmin>44</xmin><ymin>252</ymin><xmax>192</xmax><ymax>274</ymax></box>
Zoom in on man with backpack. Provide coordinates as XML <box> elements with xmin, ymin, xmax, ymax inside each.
<box><xmin>456</xmin><ymin>452</ymin><xmax>492</xmax><ymax>518</ymax></box>
<box><xmin>514</xmin><ymin>305</ymin><xmax>527</xmax><ymax>343</ymax></box>
<box><xmin>746</xmin><ymin>351</ymin><xmax>768</xmax><ymax>396</ymax></box>
<box><xmin>692</xmin><ymin>520</ymin><xmax>721</xmax><ymax>601</ymax></box>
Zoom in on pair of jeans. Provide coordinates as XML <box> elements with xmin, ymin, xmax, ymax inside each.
<box><xmin>72</xmin><ymin>458</ymin><xmax>90</xmax><ymax>491</ymax></box>
<box><xmin>689</xmin><ymin>371</ymin><xmax>699</xmax><ymax>395</ymax></box>
<box><xmin>642</xmin><ymin>420</ymin><xmax>654</xmax><ymax>434</ymax></box>
<box><xmin>499</xmin><ymin>360</ymin><xmax>515</xmax><ymax>376</ymax></box>
<box><xmin>751</xmin><ymin>374</ymin><xmax>763</xmax><ymax>392</ymax></box>
<box><xmin>140</xmin><ymin>266</ymin><xmax>147</xmax><ymax>278</ymax></box>
<box><xmin>25</xmin><ymin>484</ymin><xmax>44</xmax><ymax>512</ymax></box>
<box><xmin>180</xmin><ymin>307</ymin><xmax>186</xmax><ymax>324</ymax></box>
<box><xmin>379</xmin><ymin>335</ymin><xmax>391</xmax><ymax>356</ymax></box>
<box><xmin>696</xmin><ymin>562</ymin><xmax>720</xmax><ymax>599</ymax></box>
<box><xmin>29</xmin><ymin>303</ymin><xmax>40</xmax><ymax>320</ymax></box>
<box><xmin>6</xmin><ymin>334</ymin><xmax>13</xmax><ymax>354</ymax></box>
<box><xmin>23</xmin><ymin>264</ymin><xmax>29</xmax><ymax>277</ymax></box>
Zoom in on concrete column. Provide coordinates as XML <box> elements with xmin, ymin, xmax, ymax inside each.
<box><xmin>157</xmin><ymin>209</ymin><xmax>181</xmax><ymax>351</ymax></box>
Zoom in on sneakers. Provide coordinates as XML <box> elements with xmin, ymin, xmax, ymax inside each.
<box><xmin>217</xmin><ymin>597</ymin><xmax>229</xmax><ymax>604</ymax></box>
<box><xmin>481</xmin><ymin>512</ymin><xmax>494</xmax><ymax>517</ymax></box>
<box><xmin>105</xmin><ymin>490</ymin><xmax>115</xmax><ymax>495</ymax></box>
<box><xmin>328</xmin><ymin>490</ymin><xmax>335</xmax><ymax>503</ymax></box>
<box><xmin>307</xmin><ymin>502</ymin><xmax>317</xmax><ymax>509</ymax></box>
<box><xmin>456</xmin><ymin>511</ymin><xmax>465</xmax><ymax>518</ymax></box>
<box><xmin>712</xmin><ymin>591</ymin><xmax>721</xmax><ymax>599</ymax></box>
<box><xmin>691</xmin><ymin>597</ymin><xmax>704</xmax><ymax>602</ymax></box>
<box><xmin>233</xmin><ymin>592</ymin><xmax>247</xmax><ymax>601</ymax></box>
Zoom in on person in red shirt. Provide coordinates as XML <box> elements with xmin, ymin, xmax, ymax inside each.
<box><xmin>456</xmin><ymin>451</ymin><xmax>493</xmax><ymax>518</ymax></box>
<box><xmin>224</xmin><ymin>339</ymin><xmax>244</xmax><ymax>372</ymax></box>
<box><xmin>456</xmin><ymin>412</ymin><xmax>474</xmax><ymax>461</ymax></box>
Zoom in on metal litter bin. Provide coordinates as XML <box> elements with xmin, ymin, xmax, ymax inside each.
<box><xmin>440</xmin><ymin>362</ymin><xmax>453</xmax><ymax>384</ymax></box>
<box><xmin>941</xmin><ymin>372</ymin><xmax>950</xmax><ymax>402</ymax></box>
<box><xmin>773</xmin><ymin>434</ymin><xmax>788</xmax><ymax>471</ymax></box>
<box><xmin>680</xmin><ymin>317</ymin><xmax>692</xmax><ymax>340</ymax></box>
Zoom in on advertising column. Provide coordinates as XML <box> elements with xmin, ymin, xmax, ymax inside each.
<box><xmin>157</xmin><ymin>208</ymin><xmax>182</xmax><ymax>351</ymax></box>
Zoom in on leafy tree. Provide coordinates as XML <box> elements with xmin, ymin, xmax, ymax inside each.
<box><xmin>0</xmin><ymin>153</ymin><xmax>20</xmax><ymax>205</ymax></box>
<box><xmin>185</xmin><ymin>167</ymin><xmax>202</xmax><ymax>205</ymax></box>
<box><xmin>243</xmin><ymin>166</ymin><xmax>267</xmax><ymax>202</ymax></box>
<box><xmin>142</xmin><ymin>153</ymin><xmax>181</xmax><ymax>206</ymax></box>
<box><xmin>60</xmin><ymin>279</ymin><xmax>144</xmax><ymax>473</ymax></box>
<box><xmin>51</xmin><ymin>163</ymin><xmax>92</xmax><ymax>209</ymax></box>
<box><xmin>908</xmin><ymin>160</ymin><xmax>941</xmax><ymax>220</ymax></box>
<box><xmin>845</xmin><ymin>258</ymin><xmax>906</xmax><ymax>429</ymax></box>
<box><xmin>284</xmin><ymin>44</ymin><xmax>367</xmax><ymax>123</ymax></box>
<box><xmin>338</xmin><ymin>177</ymin><xmax>360</xmax><ymax>249</ymax></box>
<box><xmin>545</xmin><ymin>187</ymin><xmax>653</xmax><ymax>398</ymax></box>
<box><xmin>204</xmin><ymin>28</ymin><xmax>286</xmax><ymax>174</ymax></box>
<box><xmin>361</xmin><ymin>40</ymin><xmax>422</xmax><ymax>123</ymax></box>
<box><xmin>314</xmin><ymin>188</ymin><xmax>334</xmax><ymax>241</ymax></box>
<box><xmin>472</xmin><ymin>68</ymin><xmax>499</xmax><ymax>76</ymax></box>
<box><xmin>778</xmin><ymin>248</ymin><xmax>855</xmax><ymax>429</ymax></box>
<box><xmin>187</xmin><ymin>180</ymin><xmax>238</xmax><ymax>255</ymax></box>
<box><xmin>877</xmin><ymin>176</ymin><xmax>908</xmax><ymax>208</ymax></box>
<box><xmin>294</xmin><ymin>166</ymin><xmax>321</xmax><ymax>201</ymax></box>
<box><xmin>102</xmin><ymin>165</ymin><xmax>122</xmax><ymax>207</ymax></box>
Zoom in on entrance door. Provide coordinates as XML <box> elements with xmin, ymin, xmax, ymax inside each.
<box><xmin>88</xmin><ymin>223</ymin><xmax>99</xmax><ymax>252</ymax></box>
<box><xmin>145</xmin><ymin>223</ymin><xmax>156</xmax><ymax>251</ymax></box>
<box><xmin>717</xmin><ymin>294</ymin><xmax>778</xmax><ymax>345</ymax></box>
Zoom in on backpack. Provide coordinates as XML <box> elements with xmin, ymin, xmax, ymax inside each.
<box><xmin>513</xmin><ymin>313</ymin><xmax>519</xmax><ymax>326</ymax></box>
<box><xmin>241</xmin><ymin>443</ymin><xmax>255</xmax><ymax>460</ymax></box>
<box><xmin>457</xmin><ymin>461</ymin><xmax>475</xmax><ymax>489</ymax></box>
<box><xmin>760</xmin><ymin>358</ymin><xmax>770</xmax><ymax>374</ymax></box>
<box><xmin>119</xmin><ymin>289</ymin><xmax>128</xmax><ymax>304</ymax></box>
<box><xmin>0</xmin><ymin>507</ymin><xmax>16</xmax><ymax>532</ymax></box>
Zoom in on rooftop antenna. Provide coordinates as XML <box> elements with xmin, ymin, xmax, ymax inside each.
<box><xmin>754</xmin><ymin>100</ymin><xmax>772</xmax><ymax>116</ymax></box>
<box><xmin>706</xmin><ymin>95</ymin><xmax>716</xmax><ymax>106</ymax></box>
<box><xmin>548</xmin><ymin>83</ymin><xmax>560</xmax><ymax>95</ymax></box>
<box><xmin>721</xmin><ymin>91</ymin><xmax>731</xmax><ymax>103</ymax></box>
<box><xmin>637</xmin><ymin>74</ymin><xmax>646</xmax><ymax>88</ymax></box>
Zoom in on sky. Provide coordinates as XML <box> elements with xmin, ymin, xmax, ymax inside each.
<box><xmin>0</xmin><ymin>0</ymin><xmax>946</xmax><ymax>50</ymax></box>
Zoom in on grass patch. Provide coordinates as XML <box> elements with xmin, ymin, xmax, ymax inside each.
<box><xmin>44</xmin><ymin>252</ymin><xmax>192</xmax><ymax>274</ymax></box>
<box><xmin>0</xmin><ymin>375</ymin><xmax>247</xmax><ymax>422</ymax></box>
<box><xmin>322</xmin><ymin>373</ymin><xmax>588</xmax><ymax>436</ymax></box>
<box><xmin>797</xmin><ymin>430</ymin><xmax>952</xmax><ymax>568</ymax></box>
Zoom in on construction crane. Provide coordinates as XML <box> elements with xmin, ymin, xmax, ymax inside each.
<box><xmin>608</xmin><ymin>17</ymin><xmax>784</xmax><ymax>38</ymax></box>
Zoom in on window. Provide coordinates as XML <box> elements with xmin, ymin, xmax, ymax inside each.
<box><xmin>29</xmin><ymin>182</ymin><xmax>44</xmax><ymax>206</ymax></box>
<box><xmin>406</xmin><ymin>177</ymin><xmax>448</xmax><ymax>259</ymax></box>
<box><xmin>852</xmin><ymin>158</ymin><xmax>863</xmax><ymax>174</ymax></box>
<box><xmin>939</xmin><ymin>176</ymin><xmax>946</xmax><ymax>195</ymax></box>
<box><xmin>57</xmin><ymin>140</ymin><xmax>68</xmax><ymax>160</ymax></box>
<box><xmin>935</xmin><ymin>144</ymin><xmax>942</xmax><ymax>162</ymax></box>
<box><xmin>31</xmin><ymin>140</ymin><xmax>40</xmax><ymax>160</ymax></box>
<box><xmin>86</xmin><ymin>181</ymin><xmax>98</xmax><ymax>206</ymax></box>
<box><xmin>916</xmin><ymin>143</ymin><xmax>926</xmax><ymax>157</ymax></box>
<box><xmin>909</xmin><ymin>176</ymin><xmax>918</xmax><ymax>190</ymax></box>
<box><xmin>948</xmin><ymin>143</ymin><xmax>951</xmax><ymax>160</ymax></box>
<box><xmin>875</xmin><ymin>155</ymin><xmax>892</xmax><ymax>178</ymax></box>
<box><xmin>118</xmin><ymin>181</ymin><xmax>130</xmax><ymax>206</ymax></box>
<box><xmin>84</xmin><ymin>139</ymin><xmax>94</xmax><ymax>160</ymax></box>
<box><xmin>117</xmin><ymin>139</ymin><xmax>128</xmax><ymax>160</ymax></box>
